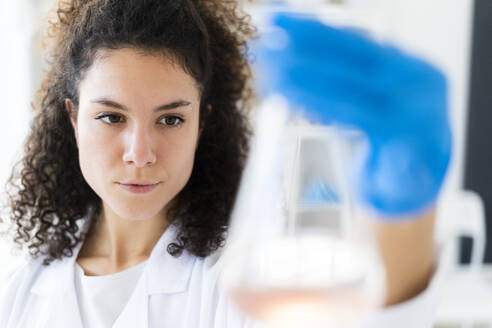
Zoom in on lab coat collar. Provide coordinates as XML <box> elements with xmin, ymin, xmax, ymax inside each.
<box><xmin>31</xmin><ymin>218</ymin><xmax>196</xmax><ymax>296</ymax></box>
<box><xmin>145</xmin><ymin>223</ymin><xmax>196</xmax><ymax>294</ymax></box>
<box><xmin>29</xmin><ymin>216</ymin><xmax>196</xmax><ymax>328</ymax></box>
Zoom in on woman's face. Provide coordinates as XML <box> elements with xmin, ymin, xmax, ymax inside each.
<box><xmin>67</xmin><ymin>48</ymin><xmax>201</xmax><ymax>221</ymax></box>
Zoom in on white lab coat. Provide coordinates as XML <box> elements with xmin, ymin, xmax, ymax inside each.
<box><xmin>0</xmin><ymin>219</ymin><xmax>446</xmax><ymax>328</ymax></box>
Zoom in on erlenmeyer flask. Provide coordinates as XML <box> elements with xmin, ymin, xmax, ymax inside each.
<box><xmin>221</xmin><ymin>1</ymin><xmax>393</xmax><ymax>327</ymax></box>
<box><xmin>221</xmin><ymin>95</ymin><xmax>385</xmax><ymax>328</ymax></box>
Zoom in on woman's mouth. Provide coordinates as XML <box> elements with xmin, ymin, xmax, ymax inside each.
<box><xmin>118</xmin><ymin>182</ymin><xmax>160</xmax><ymax>194</ymax></box>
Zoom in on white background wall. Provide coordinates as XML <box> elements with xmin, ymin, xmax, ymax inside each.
<box><xmin>0</xmin><ymin>0</ymin><xmax>32</xmax><ymax>275</ymax></box>
<box><xmin>0</xmin><ymin>0</ymin><xmax>55</xmax><ymax>277</ymax></box>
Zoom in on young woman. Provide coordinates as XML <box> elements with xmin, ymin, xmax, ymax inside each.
<box><xmin>0</xmin><ymin>0</ymin><xmax>450</xmax><ymax>327</ymax></box>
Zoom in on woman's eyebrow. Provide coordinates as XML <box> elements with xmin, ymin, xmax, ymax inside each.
<box><xmin>90</xmin><ymin>97</ymin><xmax>192</xmax><ymax>112</ymax></box>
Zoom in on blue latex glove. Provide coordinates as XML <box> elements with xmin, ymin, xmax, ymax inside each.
<box><xmin>254</xmin><ymin>13</ymin><xmax>452</xmax><ymax>218</ymax></box>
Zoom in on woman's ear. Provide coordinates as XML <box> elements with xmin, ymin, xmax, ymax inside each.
<box><xmin>65</xmin><ymin>98</ymin><xmax>79</xmax><ymax>146</ymax></box>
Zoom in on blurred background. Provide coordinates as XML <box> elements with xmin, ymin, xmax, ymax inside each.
<box><xmin>1</xmin><ymin>0</ymin><xmax>491</xmax><ymax>326</ymax></box>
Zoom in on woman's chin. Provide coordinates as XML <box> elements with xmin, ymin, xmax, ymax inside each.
<box><xmin>105</xmin><ymin>202</ymin><xmax>166</xmax><ymax>222</ymax></box>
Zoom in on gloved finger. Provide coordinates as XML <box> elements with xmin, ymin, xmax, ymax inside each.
<box><xmin>256</xmin><ymin>12</ymin><xmax>447</xmax><ymax>97</ymax></box>
<box><xmin>252</xmin><ymin>23</ymin><xmax>382</xmax><ymax>83</ymax></box>
<box><xmin>255</xmin><ymin>45</ymin><xmax>448</xmax><ymax>134</ymax></box>
<box><xmin>254</xmin><ymin>56</ymin><xmax>390</xmax><ymax>130</ymax></box>
<box><xmin>269</xmin><ymin>13</ymin><xmax>388</xmax><ymax>71</ymax></box>
<box><xmin>255</xmin><ymin>32</ymin><xmax>443</xmax><ymax>98</ymax></box>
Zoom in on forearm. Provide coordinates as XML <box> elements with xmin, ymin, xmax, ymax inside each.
<box><xmin>371</xmin><ymin>209</ymin><xmax>436</xmax><ymax>306</ymax></box>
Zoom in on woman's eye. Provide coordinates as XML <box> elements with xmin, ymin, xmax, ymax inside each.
<box><xmin>160</xmin><ymin>116</ymin><xmax>184</xmax><ymax>127</ymax></box>
<box><xmin>96</xmin><ymin>114</ymin><xmax>124</xmax><ymax>124</ymax></box>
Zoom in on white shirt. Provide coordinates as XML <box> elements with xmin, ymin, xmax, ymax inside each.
<box><xmin>0</xmin><ymin>217</ymin><xmax>448</xmax><ymax>328</ymax></box>
<box><xmin>75</xmin><ymin>259</ymin><xmax>148</xmax><ymax>328</ymax></box>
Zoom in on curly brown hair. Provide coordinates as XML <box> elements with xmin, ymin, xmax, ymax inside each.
<box><xmin>6</xmin><ymin>0</ymin><xmax>255</xmax><ymax>265</ymax></box>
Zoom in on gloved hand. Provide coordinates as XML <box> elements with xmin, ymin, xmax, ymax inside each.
<box><xmin>254</xmin><ymin>13</ymin><xmax>452</xmax><ymax>218</ymax></box>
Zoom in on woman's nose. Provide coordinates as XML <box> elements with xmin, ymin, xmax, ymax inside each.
<box><xmin>122</xmin><ymin>126</ymin><xmax>157</xmax><ymax>167</ymax></box>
